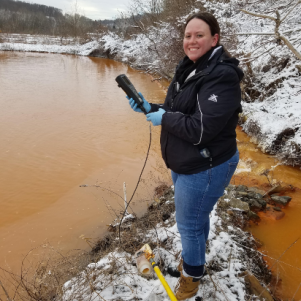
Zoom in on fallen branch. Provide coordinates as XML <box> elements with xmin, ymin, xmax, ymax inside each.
<box><xmin>240</xmin><ymin>9</ymin><xmax>276</xmax><ymax>21</ymax></box>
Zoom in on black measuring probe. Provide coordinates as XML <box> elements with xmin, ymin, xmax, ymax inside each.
<box><xmin>115</xmin><ymin>74</ymin><xmax>147</xmax><ymax>115</ymax></box>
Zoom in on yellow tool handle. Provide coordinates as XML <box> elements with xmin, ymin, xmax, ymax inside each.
<box><xmin>151</xmin><ymin>262</ymin><xmax>178</xmax><ymax>301</ymax></box>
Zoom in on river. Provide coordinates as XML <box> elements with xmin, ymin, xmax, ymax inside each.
<box><xmin>1</xmin><ymin>51</ymin><xmax>300</xmax><ymax>300</ymax></box>
<box><xmin>0</xmin><ymin>51</ymin><xmax>169</xmax><ymax>275</ymax></box>
<box><xmin>236</xmin><ymin>128</ymin><xmax>301</xmax><ymax>300</ymax></box>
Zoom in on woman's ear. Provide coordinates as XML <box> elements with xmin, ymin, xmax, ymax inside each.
<box><xmin>212</xmin><ymin>34</ymin><xmax>219</xmax><ymax>47</ymax></box>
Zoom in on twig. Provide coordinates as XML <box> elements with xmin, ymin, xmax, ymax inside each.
<box><xmin>123</xmin><ymin>182</ymin><xmax>129</xmax><ymax>215</ymax></box>
<box><xmin>0</xmin><ymin>281</ymin><xmax>12</xmax><ymax>301</ymax></box>
<box><xmin>205</xmin><ymin>266</ymin><xmax>218</xmax><ymax>291</ymax></box>
<box><xmin>256</xmin><ymin>239</ymin><xmax>300</xmax><ymax>299</ymax></box>
<box><xmin>205</xmin><ymin>267</ymin><xmax>231</xmax><ymax>301</ymax></box>
<box><xmin>270</xmin><ymin>239</ymin><xmax>299</xmax><ymax>270</ymax></box>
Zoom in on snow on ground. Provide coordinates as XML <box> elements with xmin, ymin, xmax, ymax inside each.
<box><xmin>61</xmin><ymin>196</ymin><xmax>257</xmax><ymax>301</ymax></box>
<box><xmin>0</xmin><ymin>39</ymin><xmax>99</xmax><ymax>56</ymax></box>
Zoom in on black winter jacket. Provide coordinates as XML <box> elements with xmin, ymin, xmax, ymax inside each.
<box><xmin>150</xmin><ymin>46</ymin><xmax>244</xmax><ymax>174</ymax></box>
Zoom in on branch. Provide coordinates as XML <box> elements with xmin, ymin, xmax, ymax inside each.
<box><xmin>240</xmin><ymin>46</ymin><xmax>276</xmax><ymax>64</ymax></box>
<box><xmin>0</xmin><ymin>281</ymin><xmax>13</xmax><ymax>301</ymax></box>
<box><xmin>240</xmin><ymin>9</ymin><xmax>276</xmax><ymax>21</ymax></box>
<box><xmin>279</xmin><ymin>34</ymin><xmax>301</xmax><ymax>60</ymax></box>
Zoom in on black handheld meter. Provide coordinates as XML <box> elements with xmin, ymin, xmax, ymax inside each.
<box><xmin>115</xmin><ymin>74</ymin><xmax>147</xmax><ymax>115</ymax></box>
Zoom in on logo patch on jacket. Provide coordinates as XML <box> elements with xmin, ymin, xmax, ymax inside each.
<box><xmin>208</xmin><ymin>94</ymin><xmax>218</xmax><ymax>102</ymax></box>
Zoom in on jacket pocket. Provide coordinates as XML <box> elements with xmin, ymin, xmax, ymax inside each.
<box><xmin>165</xmin><ymin>133</ymin><xmax>206</xmax><ymax>173</ymax></box>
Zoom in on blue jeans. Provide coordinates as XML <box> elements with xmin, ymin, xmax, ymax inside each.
<box><xmin>172</xmin><ymin>150</ymin><xmax>239</xmax><ymax>276</ymax></box>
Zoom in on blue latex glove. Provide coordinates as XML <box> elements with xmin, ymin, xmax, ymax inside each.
<box><xmin>146</xmin><ymin>108</ymin><xmax>166</xmax><ymax>126</ymax></box>
<box><xmin>127</xmin><ymin>92</ymin><xmax>151</xmax><ymax>114</ymax></box>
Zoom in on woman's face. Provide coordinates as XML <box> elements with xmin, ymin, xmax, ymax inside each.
<box><xmin>183</xmin><ymin>18</ymin><xmax>219</xmax><ymax>62</ymax></box>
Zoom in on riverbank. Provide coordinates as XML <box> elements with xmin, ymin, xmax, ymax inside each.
<box><xmin>16</xmin><ymin>184</ymin><xmax>277</xmax><ymax>301</ymax></box>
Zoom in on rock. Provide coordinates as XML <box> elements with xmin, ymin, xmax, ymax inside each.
<box><xmin>217</xmin><ymin>198</ymin><xmax>230</xmax><ymax>210</ymax></box>
<box><xmin>248</xmin><ymin>199</ymin><xmax>263</xmax><ymax>211</ymax></box>
<box><xmin>253</xmin><ymin>192</ymin><xmax>264</xmax><ymax>200</ymax></box>
<box><xmin>236</xmin><ymin>191</ymin><xmax>249</xmax><ymax>197</ymax></box>
<box><xmin>256</xmin><ymin>198</ymin><xmax>267</xmax><ymax>209</ymax></box>
<box><xmin>244</xmin><ymin>273</ymin><xmax>274</xmax><ymax>301</ymax></box>
<box><xmin>236</xmin><ymin>185</ymin><xmax>248</xmax><ymax>192</ymax></box>
<box><xmin>248</xmin><ymin>211</ymin><xmax>261</xmax><ymax>222</ymax></box>
<box><xmin>247</xmin><ymin>187</ymin><xmax>266</xmax><ymax>195</ymax></box>
<box><xmin>229</xmin><ymin>198</ymin><xmax>250</xmax><ymax>211</ymax></box>
<box><xmin>226</xmin><ymin>184</ymin><xmax>236</xmax><ymax>191</ymax></box>
<box><xmin>273</xmin><ymin>207</ymin><xmax>282</xmax><ymax>212</ymax></box>
<box><xmin>271</xmin><ymin>193</ymin><xmax>280</xmax><ymax>197</ymax></box>
<box><xmin>270</xmin><ymin>195</ymin><xmax>292</xmax><ymax>205</ymax></box>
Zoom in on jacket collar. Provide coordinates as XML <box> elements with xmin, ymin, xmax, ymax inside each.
<box><xmin>180</xmin><ymin>46</ymin><xmax>243</xmax><ymax>83</ymax></box>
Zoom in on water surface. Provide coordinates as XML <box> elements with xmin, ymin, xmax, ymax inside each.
<box><xmin>0</xmin><ymin>51</ymin><xmax>169</xmax><ymax>273</ymax></box>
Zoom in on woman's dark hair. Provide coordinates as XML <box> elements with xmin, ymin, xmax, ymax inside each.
<box><xmin>185</xmin><ymin>12</ymin><xmax>221</xmax><ymax>46</ymax></box>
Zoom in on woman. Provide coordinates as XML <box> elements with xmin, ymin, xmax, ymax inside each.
<box><xmin>128</xmin><ymin>12</ymin><xmax>243</xmax><ymax>300</ymax></box>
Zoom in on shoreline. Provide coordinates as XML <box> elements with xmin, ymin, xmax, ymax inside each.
<box><xmin>12</xmin><ymin>184</ymin><xmax>279</xmax><ymax>301</ymax></box>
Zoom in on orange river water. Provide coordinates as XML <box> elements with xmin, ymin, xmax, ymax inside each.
<box><xmin>0</xmin><ymin>51</ymin><xmax>170</xmax><ymax>276</ymax></box>
<box><xmin>0</xmin><ymin>51</ymin><xmax>300</xmax><ymax>300</ymax></box>
<box><xmin>235</xmin><ymin>128</ymin><xmax>301</xmax><ymax>300</ymax></box>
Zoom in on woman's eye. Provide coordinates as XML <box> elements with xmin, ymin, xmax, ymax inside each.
<box><xmin>197</xmin><ymin>35</ymin><xmax>203</xmax><ymax>38</ymax></box>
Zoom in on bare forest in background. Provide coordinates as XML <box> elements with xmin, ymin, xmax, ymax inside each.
<box><xmin>0</xmin><ymin>0</ymin><xmax>103</xmax><ymax>38</ymax></box>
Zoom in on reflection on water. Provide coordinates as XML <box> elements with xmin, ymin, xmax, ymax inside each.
<box><xmin>235</xmin><ymin>127</ymin><xmax>301</xmax><ymax>300</ymax></box>
<box><xmin>0</xmin><ymin>52</ymin><xmax>170</xmax><ymax>273</ymax></box>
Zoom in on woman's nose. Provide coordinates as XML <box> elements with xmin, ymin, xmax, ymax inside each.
<box><xmin>190</xmin><ymin>35</ymin><xmax>197</xmax><ymax>44</ymax></box>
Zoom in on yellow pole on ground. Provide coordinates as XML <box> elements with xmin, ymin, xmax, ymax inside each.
<box><xmin>137</xmin><ymin>244</ymin><xmax>178</xmax><ymax>301</ymax></box>
<box><xmin>150</xmin><ymin>258</ymin><xmax>178</xmax><ymax>301</ymax></box>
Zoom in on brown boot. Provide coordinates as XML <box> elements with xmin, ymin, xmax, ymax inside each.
<box><xmin>174</xmin><ymin>272</ymin><xmax>200</xmax><ymax>300</ymax></box>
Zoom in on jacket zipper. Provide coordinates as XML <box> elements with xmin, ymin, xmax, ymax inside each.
<box><xmin>170</xmin><ymin>73</ymin><xmax>209</xmax><ymax>110</ymax></box>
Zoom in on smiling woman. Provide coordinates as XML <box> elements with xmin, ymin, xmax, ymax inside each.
<box><xmin>127</xmin><ymin>12</ymin><xmax>244</xmax><ymax>300</ymax></box>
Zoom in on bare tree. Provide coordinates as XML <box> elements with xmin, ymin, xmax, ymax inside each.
<box><xmin>237</xmin><ymin>0</ymin><xmax>301</xmax><ymax>60</ymax></box>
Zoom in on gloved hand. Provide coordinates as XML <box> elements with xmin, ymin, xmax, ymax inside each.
<box><xmin>127</xmin><ymin>92</ymin><xmax>151</xmax><ymax>114</ymax></box>
<box><xmin>146</xmin><ymin>108</ymin><xmax>166</xmax><ymax>126</ymax></box>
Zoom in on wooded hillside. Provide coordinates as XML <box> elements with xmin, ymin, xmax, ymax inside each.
<box><xmin>0</xmin><ymin>0</ymin><xmax>101</xmax><ymax>37</ymax></box>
